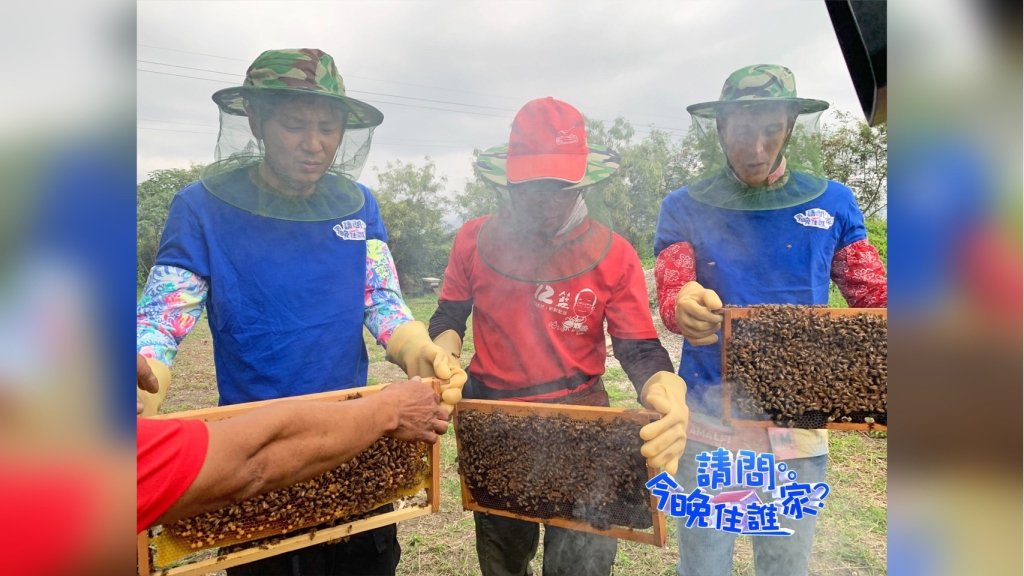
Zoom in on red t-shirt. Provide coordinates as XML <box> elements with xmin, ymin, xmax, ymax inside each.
<box><xmin>441</xmin><ymin>216</ymin><xmax>658</xmax><ymax>401</ymax></box>
<box><xmin>137</xmin><ymin>417</ymin><xmax>209</xmax><ymax>533</ymax></box>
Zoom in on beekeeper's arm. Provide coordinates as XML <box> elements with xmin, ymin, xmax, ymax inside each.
<box><xmin>136</xmin><ymin>265</ymin><xmax>208</xmax><ymax>415</ymax></box>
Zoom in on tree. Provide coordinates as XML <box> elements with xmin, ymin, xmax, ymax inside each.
<box><xmin>372</xmin><ymin>159</ymin><xmax>454</xmax><ymax>293</ymax></box>
<box><xmin>137</xmin><ymin>165</ymin><xmax>205</xmax><ymax>287</ymax></box>
<box><xmin>820</xmin><ymin>111</ymin><xmax>888</xmax><ymax>218</ymax></box>
<box><xmin>452</xmin><ymin>149</ymin><xmax>502</xmax><ymax>223</ymax></box>
<box><xmin>665</xmin><ymin>127</ymin><xmax>710</xmax><ymax>191</ymax></box>
<box><xmin>405</xmin><ymin>108</ymin><xmax>886</xmax><ymax>275</ymax></box>
<box><xmin>586</xmin><ymin>117</ymin><xmax>680</xmax><ymax>260</ymax></box>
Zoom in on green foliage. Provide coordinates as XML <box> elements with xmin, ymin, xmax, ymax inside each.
<box><xmin>829</xmin><ymin>218</ymin><xmax>887</xmax><ymax>307</ymax></box>
<box><xmin>451</xmin><ymin>149</ymin><xmax>502</xmax><ymax>223</ymax></box>
<box><xmin>364</xmin><ymin>294</ymin><xmax>475</xmax><ymax>360</ymax></box>
<box><xmin>668</xmin><ymin>127</ymin><xmax>717</xmax><ymax>189</ymax></box>
<box><xmin>442</xmin><ymin>109</ymin><xmax>886</xmax><ymax>266</ymax></box>
<box><xmin>372</xmin><ymin>159</ymin><xmax>455</xmax><ymax>293</ymax></box>
<box><xmin>821</xmin><ymin>111</ymin><xmax>888</xmax><ymax>219</ymax></box>
<box><xmin>137</xmin><ymin>109</ymin><xmax>887</xmax><ymax>300</ymax></box>
<box><xmin>136</xmin><ymin>165</ymin><xmax>205</xmax><ymax>286</ymax></box>
<box><xmin>785</xmin><ymin>123</ymin><xmax>826</xmax><ymax>177</ymax></box>
<box><xmin>585</xmin><ymin>118</ymin><xmax>679</xmax><ymax>261</ymax></box>
<box><xmin>865</xmin><ymin>218</ymin><xmax>887</xmax><ymax>265</ymax></box>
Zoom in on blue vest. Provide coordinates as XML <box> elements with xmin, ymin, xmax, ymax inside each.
<box><xmin>654</xmin><ymin>177</ymin><xmax>868</xmax><ymax>417</ymax></box>
<box><xmin>156</xmin><ymin>174</ymin><xmax>386</xmax><ymax>405</ymax></box>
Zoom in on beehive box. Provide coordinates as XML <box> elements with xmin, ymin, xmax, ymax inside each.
<box><xmin>721</xmin><ymin>306</ymin><xmax>887</xmax><ymax>431</ymax></box>
<box><xmin>454</xmin><ymin>400</ymin><xmax>667</xmax><ymax>546</ymax></box>
<box><xmin>137</xmin><ymin>381</ymin><xmax>442</xmax><ymax>576</ymax></box>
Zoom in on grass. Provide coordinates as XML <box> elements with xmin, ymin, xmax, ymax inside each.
<box><xmin>363</xmin><ymin>295</ymin><xmax>475</xmax><ymax>381</ymax></box>
<box><xmin>161</xmin><ymin>294</ymin><xmax>886</xmax><ymax>576</ymax></box>
<box><xmin>817</xmin><ymin>433</ymin><xmax>888</xmax><ymax>574</ymax></box>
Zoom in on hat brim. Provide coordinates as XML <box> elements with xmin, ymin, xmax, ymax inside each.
<box><xmin>507</xmin><ymin>153</ymin><xmax>588</xmax><ymax>184</ymax></box>
<box><xmin>686</xmin><ymin>97</ymin><xmax>830</xmax><ymax>119</ymax></box>
<box><xmin>211</xmin><ymin>86</ymin><xmax>384</xmax><ymax>129</ymax></box>
<box><xmin>475</xmin><ymin>143</ymin><xmax>620</xmax><ymax>190</ymax></box>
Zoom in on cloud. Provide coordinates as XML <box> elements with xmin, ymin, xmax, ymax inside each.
<box><xmin>137</xmin><ymin>1</ymin><xmax>864</xmax><ymax>191</ymax></box>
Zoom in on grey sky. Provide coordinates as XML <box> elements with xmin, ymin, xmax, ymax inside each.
<box><xmin>137</xmin><ymin>0</ymin><xmax>863</xmax><ymax>191</ymax></box>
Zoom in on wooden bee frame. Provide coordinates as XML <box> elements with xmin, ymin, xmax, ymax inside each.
<box><xmin>137</xmin><ymin>380</ymin><xmax>442</xmax><ymax>576</ymax></box>
<box><xmin>721</xmin><ymin>307</ymin><xmax>888</xmax><ymax>432</ymax></box>
<box><xmin>453</xmin><ymin>399</ymin><xmax>667</xmax><ymax>547</ymax></box>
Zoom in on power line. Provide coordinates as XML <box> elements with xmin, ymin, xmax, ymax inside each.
<box><xmin>138</xmin><ymin>43</ymin><xmax>528</xmax><ymax>102</ymax></box>
<box><xmin>138</xmin><ymin>56</ymin><xmax>688</xmax><ymax>135</ymax></box>
<box><xmin>138</xmin><ymin>68</ymin><xmax>236</xmax><ymax>85</ymax></box>
<box><xmin>138</xmin><ymin>117</ymin><xmax>219</xmax><ymax>128</ymax></box>
<box><xmin>137</xmin><ymin>68</ymin><xmax>510</xmax><ymax>118</ymax></box>
<box><xmin>138</xmin><ymin>68</ymin><xmax>691</xmax><ymax>134</ymax></box>
<box><xmin>361</xmin><ymin>98</ymin><xmax>508</xmax><ymax>118</ymax></box>
<box><xmin>137</xmin><ymin>59</ymin><xmax>243</xmax><ymax>77</ymax></box>
<box><xmin>138</xmin><ymin>43</ymin><xmax>250</xmax><ymax>62</ymax></box>
<box><xmin>138</xmin><ymin>123</ymin><xmax>473</xmax><ymax>149</ymax></box>
<box><xmin>372</xmin><ymin>141</ymin><xmax>473</xmax><ymax>150</ymax></box>
<box><xmin>138</xmin><ymin>59</ymin><xmax>518</xmax><ymax>113</ymax></box>
<box><xmin>138</xmin><ymin>126</ymin><xmax>216</xmax><ymax>135</ymax></box>
<box><xmin>137</xmin><ymin>47</ymin><xmax>691</xmax><ymax>130</ymax></box>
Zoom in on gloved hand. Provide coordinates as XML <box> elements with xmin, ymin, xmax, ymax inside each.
<box><xmin>137</xmin><ymin>353</ymin><xmax>170</xmax><ymax>416</ymax></box>
<box><xmin>386</xmin><ymin>321</ymin><xmax>467</xmax><ymax>413</ymax></box>
<box><xmin>639</xmin><ymin>371</ymin><xmax>689</xmax><ymax>476</ymax></box>
<box><xmin>431</xmin><ymin>329</ymin><xmax>467</xmax><ymax>410</ymax></box>
<box><xmin>674</xmin><ymin>280</ymin><xmax>724</xmax><ymax>345</ymax></box>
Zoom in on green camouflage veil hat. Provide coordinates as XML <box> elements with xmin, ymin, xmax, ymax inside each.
<box><xmin>686</xmin><ymin>64</ymin><xmax>829</xmax><ymax>119</ymax></box>
<box><xmin>211</xmin><ymin>48</ymin><xmax>383</xmax><ymax>129</ymax></box>
<box><xmin>473</xmin><ymin>97</ymin><xmax>621</xmax><ymax>282</ymax></box>
<box><xmin>686</xmin><ymin>64</ymin><xmax>830</xmax><ymax>210</ymax></box>
<box><xmin>201</xmin><ymin>48</ymin><xmax>381</xmax><ymax>221</ymax></box>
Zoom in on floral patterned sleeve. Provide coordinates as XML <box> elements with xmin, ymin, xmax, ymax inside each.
<box><xmin>136</xmin><ymin>265</ymin><xmax>208</xmax><ymax>366</ymax></box>
<box><xmin>365</xmin><ymin>239</ymin><xmax>414</xmax><ymax>347</ymax></box>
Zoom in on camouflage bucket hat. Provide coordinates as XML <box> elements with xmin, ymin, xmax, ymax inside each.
<box><xmin>211</xmin><ymin>48</ymin><xmax>384</xmax><ymax>129</ymax></box>
<box><xmin>686</xmin><ymin>64</ymin><xmax>829</xmax><ymax>119</ymax></box>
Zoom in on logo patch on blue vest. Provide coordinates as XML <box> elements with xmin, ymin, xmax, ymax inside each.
<box><xmin>794</xmin><ymin>209</ymin><xmax>835</xmax><ymax>230</ymax></box>
<box><xmin>333</xmin><ymin>219</ymin><xmax>367</xmax><ymax>240</ymax></box>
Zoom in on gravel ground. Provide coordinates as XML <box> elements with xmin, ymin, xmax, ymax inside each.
<box><xmin>608</xmin><ymin>267</ymin><xmax>683</xmax><ymax>368</ymax></box>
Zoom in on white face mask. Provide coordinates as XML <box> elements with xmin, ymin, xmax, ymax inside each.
<box><xmin>555</xmin><ymin>194</ymin><xmax>589</xmax><ymax>237</ymax></box>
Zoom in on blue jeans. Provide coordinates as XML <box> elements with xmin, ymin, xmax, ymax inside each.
<box><xmin>674</xmin><ymin>441</ymin><xmax>826</xmax><ymax>576</ymax></box>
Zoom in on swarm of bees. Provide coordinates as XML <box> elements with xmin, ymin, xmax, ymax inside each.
<box><xmin>457</xmin><ymin>410</ymin><xmax>654</xmax><ymax>530</ymax></box>
<box><xmin>164</xmin><ymin>436</ymin><xmax>430</xmax><ymax>549</ymax></box>
<box><xmin>726</xmin><ymin>305</ymin><xmax>887</xmax><ymax>427</ymax></box>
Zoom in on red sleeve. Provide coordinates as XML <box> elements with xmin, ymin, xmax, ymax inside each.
<box><xmin>438</xmin><ymin>219</ymin><xmax>480</xmax><ymax>302</ymax></box>
<box><xmin>654</xmin><ymin>242</ymin><xmax>697</xmax><ymax>334</ymax></box>
<box><xmin>137</xmin><ymin>417</ymin><xmax>209</xmax><ymax>533</ymax></box>
<box><xmin>830</xmin><ymin>239</ymin><xmax>888</xmax><ymax>308</ymax></box>
<box><xmin>605</xmin><ymin>239</ymin><xmax>659</xmax><ymax>339</ymax></box>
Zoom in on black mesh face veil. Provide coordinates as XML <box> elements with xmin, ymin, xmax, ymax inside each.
<box><xmin>686</xmin><ymin>102</ymin><xmax>829</xmax><ymax>211</ymax></box>
<box><xmin>475</xmin><ymin>198</ymin><xmax>615</xmax><ymax>284</ymax></box>
<box><xmin>201</xmin><ymin>91</ymin><xmax>375</xmax><ymax>221</ymax></box>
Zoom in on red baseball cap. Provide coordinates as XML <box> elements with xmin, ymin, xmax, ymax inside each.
<box><xmin>506</xmin><ymin>97</ymin><xmax>589</xmax><ymax>184</ymax></box>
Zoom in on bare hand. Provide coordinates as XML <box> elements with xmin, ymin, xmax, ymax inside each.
<box><xmin>378</xmin><ymin>377</ymin><xmax>449</xmax><ymax>443</ymax></box>
<box><xmin>137</xmin><ymin>353</ymin><xmax>159</xmax><ymax>415</ymax></box>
